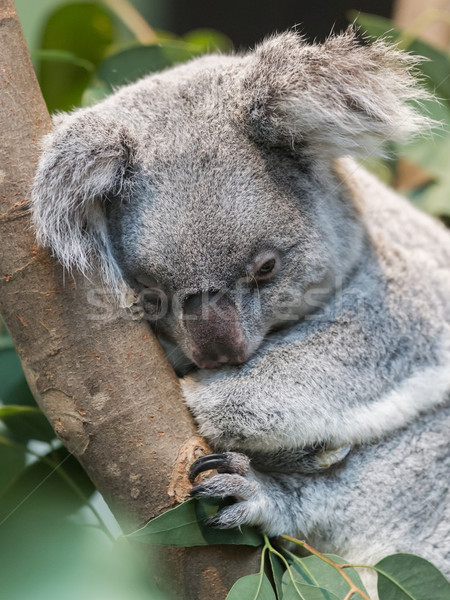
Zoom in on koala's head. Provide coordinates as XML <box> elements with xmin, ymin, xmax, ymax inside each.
<box><xmin>31</xmin><ymin>28</ymin><xmax>429</xmax><ymax>369</ymax></box>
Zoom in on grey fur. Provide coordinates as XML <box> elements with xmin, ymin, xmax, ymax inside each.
<box><xmin>31</xmin><ymin>28</ymin><xmax>450</xmax><ymax>591</ymax></box>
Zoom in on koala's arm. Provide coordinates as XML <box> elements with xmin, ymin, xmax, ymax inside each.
<box><xmin>182</xmin><ymin>248</ymin><xmax>450</xmax><ymax>456</ymax></box>
<box><xmin>187</xmin><ymin>406</ymin><xmax>450</xmax><ymax>569</ymax></box>
<box><xmin>183</xmin><ymin>262</ymin><xmax>450</xmax><ymax>546</ymax></box>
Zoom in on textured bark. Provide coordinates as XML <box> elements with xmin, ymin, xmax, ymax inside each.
<box><xmin>0</xmin><ymin>1</ymin><xmax>259</xmax><ymax>597</ymax></box>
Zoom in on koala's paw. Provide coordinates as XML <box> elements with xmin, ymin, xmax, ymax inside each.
<box><xmin>189</xmin><ymin>452</ymin><xmax>269</xmax><ymax>529</ymax></box>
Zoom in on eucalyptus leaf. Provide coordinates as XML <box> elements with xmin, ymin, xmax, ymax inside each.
<box><xmin>98</xmin><ymin>42</ymin><xmax>202</xmax><ymax>89</ymax></box>
<box><xmin>0</xmin><ymin>405</ymin><xmax>40</xmax><ymax>417</ymax></box>
<box><xmin>39</xmin><ymin>2</ymin><xmax>114</xmax><ymax>111</ymax></box>
<box><xmin>376</xmin><ymin>553</ymin><xmax>450</xmax><ymax>600</ymax></box>
<box><xmin>0</xmin><ymin>502</ymin><xmax>166</xmax><ymax>600</ymax></box>
<box><xmin>410</xmin><ymin>180</ymin><xmax>450</xmax><ymax>217</ymax></box>
<box><xmin>152</xmin><ymin>29</ymin><xmax>179</xmax><ymax>42</ymax></box>
<box><xmin>400</xmin><ymin>130</ymin><xmax>450</xmax><ymax>174</ymax></box>
<box><xmin>32</xmin><ymin>49</ymin><xmax>94</xmax><ymax>71</ymax></box>
<box><xmin>128</xmin><ymin>498</ymin><xmax>262</xmax><ymax>546</ymax></box>
<box><xmin>401</xmin><ymin>134</ymin><xmax>450</xmax><ymax>217</ymax></box>
<box><xmin>225</xmin><ymin>573</ymin><xmax>276</xmax><ymax>600</ymax></box>
<box><xmin>0</xmin><ymin>331</ymin><xmax>14</xmax><ymax>351</ymax></box>
<box><xmin>0</xmin><ymin>346</ymin><xmax>35</xmax><ymax>406</ymax></box>
<box><xmin>269</xmin><ymin>552</ymin><xmax>285</xmax><ymax>599</ymax></box>
<box><xmin>283</xmin><ymin>581</ymin><xmax>341</xmax><ymax>600</ymax></box>
<box><xmin>81</xmin><ymin>79</ymin><xmax>112</xmax><ymax>107</ymax></box>
<box><xmin>0</xmin><ymin>404</ymin><xmax>55</xmax><ymax>443</ymax></box>
<box><xmin>183</xmin><ymin>28</ymin><xmax>233</xmax><ymax>52</ymax></box>
<box><xmin>282</xmin><ymin>553</ymin><xmax>368</xmax><ymax>599</ymax></box>
<box><xmin>0</xmin><ymin>436</ymin><xmax>26</xmax><ymax>490</ymax></box>
<box><xmin>0</xmin><ymin>446</ymin><xmax>95</xmax><ymax>522</ymax></box>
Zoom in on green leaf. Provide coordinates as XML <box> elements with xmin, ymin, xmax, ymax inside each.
<box><xmin>0</xmin><ymin>503</ymin><xmax>166</xmax><ymax>600</ymax></box>
<box><xmin>283</xmin><ymin>581</ymin><xmax>341</xmax><ymax>600</ymax></box>
<box><xmin>31</xmin><ymin>49</ymin><xmax>95</xmax><ymax>71</ymax></box>
<box><xmin>0</xmin><ymin>405</ymin><xmax>42</xmax><ymax>418</ymax></box>
<box><xmin>0</xmin><ymin>344</ymin><xmax>35</xmax><ymax>407</ymax></box>
<box><xmin>152</xmin><ymin>29</ymin><xmax>179</xmax><ymax>42</ymax></box>
<box><xmin>128</xmin><ymin>498</ymin><xmax>263</xmax><ymax>546</ymax></box>
<box><xmin>0</xmin><ymin>404</ymin><xmax>55</xmax><ymax>443</ymax></box>
<box><xmin>0</xmin><ymin>436</ymin><xmax>26</xmax><ymax>490</ymax></box>
<box><xmin>282</xmin><ymin>553</ymin><xmax>368</xmax><ymax>599</ymax></box>
<box><xmin>81</xmin><ymin>79</ymin><xmax>112</xmax><ymax>107</ymax></box>
<box><xmin>401</xmin><ymin>134</ymin><xmax>450</xmax><ymax>217</ymax></box>
<box><xmin>0</xmin><ymin>330</ymin><xmax>14</xmax><ymax>350</ymax></box>
<box><xmin>38</xmin><ymin>2</ymin><xmax>115</xmax><ymax>111</ymax></box>
<box><xmin>269</xmin><ymin>553</ymin><xmax>285</xmax><ymax>599</ymax></box>
<box><xmin>225</xmin><ymin>573</ymin><xmax>276</xmax><ymax>600</ymax></box>
<box><xmin>376</xmin><ymin>553</ymin><xmax>450</xmax><ymax>600</ymax></box>
<box><xmin>0</xmin><ymin>446</ymin><xmax>95</xmax><ymax>522</ymax></box>
<box><xmin>97</xmin><ymin>42</ymin><xmax>202</xmax><ymax>89</ymax></box>
<box><xmin>183</xmin><ymin>28</ymin><xmax>233</xmax><ymax>52</ymax></box>
<box><xmin>0</xmin><ymin>333</ymin><xmax>54</xmax><ymax>441</ymax></box>
<box><xmin>410</xmin><ymin>179</ymin><xmax>450</xmax><ymax>217</ymax></box>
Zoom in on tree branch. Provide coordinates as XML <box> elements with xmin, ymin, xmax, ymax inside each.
<box><xmin>0</xmin><ymin>1</ymin><xmax>260</xmax><ymax>597</ymax></box>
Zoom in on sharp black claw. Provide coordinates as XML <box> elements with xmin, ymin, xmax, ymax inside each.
<box><xmin>205</xmin><ymin>516</ymin><xmax>221</xmax><ymax>528</ymax></box>
<box><xmin>189</xmin><ymin>453</ymin><xmax>228</xmax><ymax>483</ymax></box>
<box><xmin>189</xmin><ymin>484</ymin><xmax>206</xmax><ymax>497</ymax></box>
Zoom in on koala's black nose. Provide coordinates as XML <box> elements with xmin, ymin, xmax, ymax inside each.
<box><xmin>183</xmin><ymin>291</ymin><xmax>248</xmax><ymax>369</ymax></box>
<box><xmin>183</xmin><ymin>291</ymin><xmax>227</xmax><ymax>318</ymax></box>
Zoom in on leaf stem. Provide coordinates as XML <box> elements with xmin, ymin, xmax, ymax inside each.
<box><xmin>281</xmin><ymin>534</ymin><xmax>371</xmax><ymax>600</ymax></box>
<box><xmin>255</xmin><ymin>543</ymin><xmax>268</xmax><ymax>596</ymax></box>
<box><xmin>101</xmin><ymin>0</ymin><xmax>158</xmax><ymax>45</ymax></box>
<box><xmin>263</xmin><ymin>535</ymin><xmax>308</xmax><ymax>600</ymax></box>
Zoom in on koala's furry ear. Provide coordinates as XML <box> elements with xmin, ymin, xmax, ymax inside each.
<box><xmin>31</xmin><ymin>110</ymin><xmax>136</xmax><ymax>291</ymax></box>
<box><xmin>243</xmin><ymin>27</ymin><xmax>432</xmax><ymax>157</ymax></box>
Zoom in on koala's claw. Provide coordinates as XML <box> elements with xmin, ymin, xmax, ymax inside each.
<box><xmin>206</xmin><ymin>503</ymin><xmax>253</xmax><ymax>529</ymax></box>
<box><xmin>189</xmin><ymin>453</ymin><xmax>229</xmax><ymax>483</ymax></box>
<box><xmin>189</xmin><ymin>451</ymin><xmax>250</xmax><ymax>483</ymax></box>
<box><xmin>189</xmin><ymin>473</ymin><xmax>264</xmax><ymax>529</ymax></box>
<box><xmin>190</xmin><ymin>472</ymin><xmax>259</xmax><ymax>500</ymax></box>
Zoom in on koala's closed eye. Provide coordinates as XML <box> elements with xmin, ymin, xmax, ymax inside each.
<box><xmin>133</xmin><ymin>278</ymin><xmax>168</xmax><ymax>321</ymax></box>
<box><xmin>141</xmin><ymin>290</ymin><xmax>166</xmax><ymax>319</ymax></box>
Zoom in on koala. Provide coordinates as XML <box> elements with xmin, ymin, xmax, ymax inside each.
<box><xmin>31</xmin><ymin>28</ymin><xmax>450</xmax><ymax>592</ymax></box>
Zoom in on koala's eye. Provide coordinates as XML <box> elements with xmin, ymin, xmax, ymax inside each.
<box><xmin>251</xmin><ymin>252</ymin><xmax>280</xmax><ymax>282</ymax></box>
<box><xmin>256</xmin><ymin>259</ymin><xmax>276</xmax><ymax>277</ymax></box>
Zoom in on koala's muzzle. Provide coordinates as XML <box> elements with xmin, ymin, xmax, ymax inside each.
<box><xmin>183</xmin><ymin>292</ymin><xmax>248</xmax><ymax>369</ymax></box>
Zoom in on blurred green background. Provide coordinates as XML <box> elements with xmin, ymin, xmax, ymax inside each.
<box><xmin>1</xmin><ymin>1</ymin><xmax>449</xmax><ymax>598</ymax></box>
